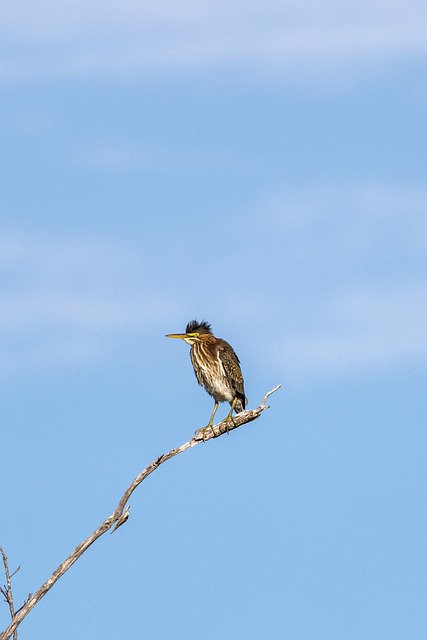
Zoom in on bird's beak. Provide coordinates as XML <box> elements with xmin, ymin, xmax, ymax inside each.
<box><xmin>165</xmin><ymin>333</ymin><xmax>188</xmax><ymax>339</ymax></box>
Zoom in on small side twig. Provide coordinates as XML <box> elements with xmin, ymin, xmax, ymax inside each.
<box><xmin>0</xmin><ymin>547</ymin><xmax>20</xmax><ymax>640</ymax></box>
<box><xmin>0</xmin><ymin>384</ymin><xmax>281</xmax><ymax>640</ymax></box>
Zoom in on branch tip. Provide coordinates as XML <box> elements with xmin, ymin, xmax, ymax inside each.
<box><xmin>261</xmin><ymin>384</ymin><xmax>281</xmax><ymax>405</ymax></box>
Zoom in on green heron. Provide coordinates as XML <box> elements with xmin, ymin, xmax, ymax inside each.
<box><xmin>166</xmin><ymin>320</ymin><xmax>247</xmax><ymax>435</ymax></box>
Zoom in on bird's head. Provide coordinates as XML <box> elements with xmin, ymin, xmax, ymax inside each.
<box><xmin>166</xmin><ymin>319</ymin><xmax>212</xmax><ymax>345</ymax></box>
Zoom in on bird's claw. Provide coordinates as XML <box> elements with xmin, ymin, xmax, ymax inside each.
<box><xmin>194</xmin><ymin>424</ymin><xmax>214</xmax><ymax>441</ymax></box>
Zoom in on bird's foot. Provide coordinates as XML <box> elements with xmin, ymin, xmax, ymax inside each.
<box><xmin>222</xmin><ymin>412</ymin><xmax>236</xmax><ymax>434</ymax></box>
<box><xmin>221</xmin><ymin>416</ymin><xmax>235</xmax><ymax>435</ymax></box>
<box><xmin>194</xmin><ymin>424</ymin><xmax>214</xmax><ymax>441</ymax></box>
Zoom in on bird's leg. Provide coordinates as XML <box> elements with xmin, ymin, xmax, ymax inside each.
<box><xmin>194</xmin><ymin>401</ymin><xmax>219</xmax><ymax>440</ymax></box>
<box><xmin>227</xmin><ymin>397</ymin><xmax>238</xmax><ymax>419</ymax></box>
<box><xmin>222</xmin><ymin>397</ymin><xmax>237</xmax><ymax>433</ymax></box>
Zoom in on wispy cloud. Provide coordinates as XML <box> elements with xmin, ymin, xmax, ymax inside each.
<box><xmin>278</xmin><ymin>284</ymin><xmax>427</xmax><ymax>379</ymax></box>
<box><xmin>1</xmin><ymin>179</ymin><xmax>426</xmax><ymax>380</ymax></box>
<box><xmin>73</xmin><ymin>142</ymin><xmax>248</xmax><ymax>173</ymax></box>
<box><xmin>257</xmin><ymin>182</ymin><xmax>427</xmax><ymax>271</ymax></box>
<box><xmin>0</xmin><ymin>236</ymin><xmax>181</xmax><ymax>376</ymax></box>
<box><xmin>1</xmin><ymin>1</ymin><xmax>426</xmax><ymax>84</ymax></box>
<box><xmin>244</xmin><ymin>181</ymin><xmax>427</xmax><ymax>377</ymax></box>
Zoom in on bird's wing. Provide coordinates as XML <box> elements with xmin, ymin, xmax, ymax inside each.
<box><xmin>219</xmin><ymin>345</ymin><xmax>245</xmax><ymax>398</ymax></box>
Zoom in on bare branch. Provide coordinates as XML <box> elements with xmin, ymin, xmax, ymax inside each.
<box><xmin>110</xmin><ymin>505</ymin><xmax>130</xmax><ymax>534</ymax></box>
<box><xmin>0</xmin><ymin>385</ymin><xmax>280</xmax><ymax>640</ymax></box>
<box><xmin>0</xmin><ymin>547</ymin><xmax>19</xmax><ymax>640</ymax></box>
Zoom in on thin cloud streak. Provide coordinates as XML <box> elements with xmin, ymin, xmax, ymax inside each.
<box><xmin>1</xmin><ymin>1</ymin><xmax>426</xmax><ymax>84</ymax></box>
<box><xmin>277</xmin><ymin>284</ymin><xmax>427</xmax><ymax>379</ymax></box>
<box><xmin>244</xmin><ymin>180</ymin><xmax>427</xmax><ymax>378</ymax></box>
<box><xmin>258</xmin><ymin>182</ymin><xmax>427</xmax><ymax>266</ymax></box>
<box><xmin>0</xmin><ymin>237</ymin><xmax>181</xmax><ymax>376</ymax></box>
<box><xmin>74</xmin><ymin>143</ymin><xmax>249</xmax><ymax>173</ymax></box>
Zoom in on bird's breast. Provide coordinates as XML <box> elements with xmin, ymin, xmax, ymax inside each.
<box><xmin>190</xmin><ymin>347</ymin><xmax>235</xmax><ymax>403</ymax></box>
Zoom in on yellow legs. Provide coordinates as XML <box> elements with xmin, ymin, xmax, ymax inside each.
<box><xmin>194</xmin><ymin>398</ymin><xmax>238</xmax><ymax>440</ymax></box>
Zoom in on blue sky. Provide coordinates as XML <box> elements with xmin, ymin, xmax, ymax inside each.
<box><xmin>1</xmin><ymin>2</ymin><xmax>426</xmax><ymax>638</ymax></box>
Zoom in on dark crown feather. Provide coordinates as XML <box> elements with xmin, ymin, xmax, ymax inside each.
<box><xmin>185</xmin><ymin>319</ymin><xmax>212</xmax><ymax>334</ymax></box>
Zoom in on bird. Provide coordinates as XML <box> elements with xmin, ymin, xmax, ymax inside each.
<box><xmin>166</xmin><ymin>320</ymin><xmax>247</xmax><ymax>436</ymax></box>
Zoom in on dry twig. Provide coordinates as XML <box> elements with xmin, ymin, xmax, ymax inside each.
<box><xmin>0</xmin><ymin>384</ymin><xmax>280</xmax><ymax>640</ymax></box>
<box><xmin>0</xmin><ymin>547</ymin><xmax>20</xmax><ymax>640</ymax></box>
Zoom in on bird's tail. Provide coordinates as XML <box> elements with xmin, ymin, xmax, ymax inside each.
<box><xmin>234</xmin><ymin>395</ymin><xmax>247</xmax><ymax>413</ymax></box>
